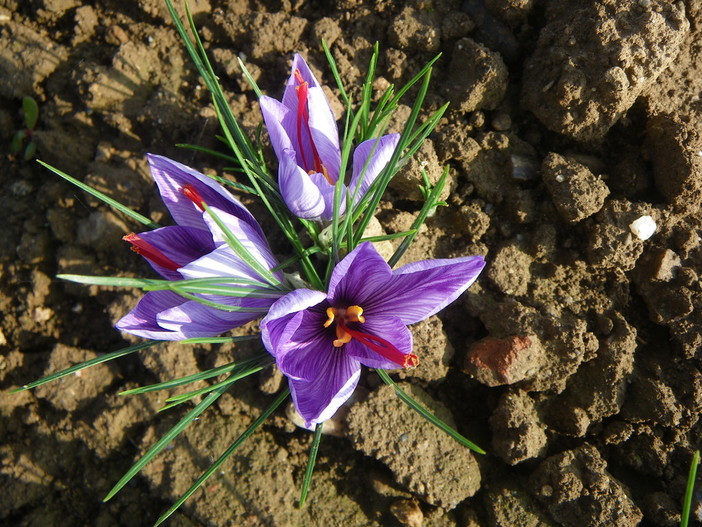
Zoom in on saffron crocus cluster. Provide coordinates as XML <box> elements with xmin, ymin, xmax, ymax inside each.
<box><xmin>259</xmin><ymin>54</ymin><xmax>400</xmax><ymax>221</ymax></box>
<box><xmin>116</xmin><ymin>155</ymin><xmax>284</xmax><ymax>340</ymax></box>
<box><xmin>261</xmin><ymin>242</ymin><xmax>486</xmax><ymax>426</ymax></box>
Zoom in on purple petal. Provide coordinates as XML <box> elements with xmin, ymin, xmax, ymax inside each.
<box><xmin>282</xmin><ymin>54</ymin><xmax>323</xmax><ymax>107</ymax></box>
<box><xmin>278</xmin><ymin>150</ymin><xmax>326</xmax><ymax>220</ymax></box>
<box><xmin>327</xmin><ymin>242</ymin><xmax>393</xmax><ymax>306</ymax></box>
<box><xmin>288</xmin><ymin>351</ymin><xmax>361</xmax><ymax>426</ymax></box>
<box><xmin>135</xmin><ymin>226</ymin><xmax>215</xmax><ymax>281</ymax></box>
<box><xmin>350</xmin><ymin>133</ymin><xmax>401</xmax><ymax>200</ymax></box>
<box><xmin>259</xmin><ymin>96</ymin><xmax>294</xmax><ymax>161</ymax></box>
<box><xmin>261</xmin><ymin>289</ymin><xmax>328</xmax><ymax>367</ymax></box>
<box><xmin>115</xmin><ymin>291</ymin><xmax>188</xmax><ymax>340</ymax></box>
<box><xmin>369</xmin><ymin>255</ymin><xmax>486</xmax><ymax>325</ymax></box>
<box><xmin>307</xmin><ymin>171</ymin><xmax>346</xmax><ymax>221</ymax></box>
<box><xmin>307</xmin><ymin>86</ymin><xmax>341</xmax><ymax>177</ymax></box>
<box><xmin>147</xmin><ymin>155</ymin><xmax>263</xmax><ymax>237</ymax></box>
<box><xmin>156</xmin><ymin>299</ymin><xmax>263</xmax><ymax>338</ymax></box>
<box><xmin>198</xmin><ymin>206</ymin><xmax>283</xmax><ymax>282</ymax></box>
<box><xmin>344</xmin><ymin>315</ymin><xmax>413</xmax><ymax>369</ymax></box>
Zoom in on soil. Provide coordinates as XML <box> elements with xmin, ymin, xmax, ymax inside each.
<box><xmin>2</xmin><ymin>0</ymin><xmax>702</xmax><ymax>526</ymax></box>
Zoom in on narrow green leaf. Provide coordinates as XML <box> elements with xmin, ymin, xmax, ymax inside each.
<box><xmin>681</xmin><ymin>450</ymin><xmax>699</xmax><ymax>527</ymax></box>
<box><xmin>161</xmin><ymin>360</ymin><xmax>268</xmax><ymax>408</ymax></box>
<box><xmin>12</xmin><ymin>341</ymin><xmax>160</xmax><ymax>392</ymax></box>
<box><xmin>38</xmin><ymin>161</ymin><xmax>160</xmax><ymax>229</ymax></box>
<box><xmin>104</xmin><ymin>371</ymin><xmax>240</xmax><ymax>502</ymax></box>
<box><xmin>299</xmin><ymin>422</ymin><xmax>324</xmax><ymax>507</ymax></box>
<box><xmin>153</xmin><ymin>388</ymin><xmax>290</xmax><ymax>527</ymax></box>
<box><xmin>237</xmin><ymin>57</ymin><xmax>263</xmax><ymax>98</ymax></box>
<box><xmin>120</xmin><ymin>353</ymin><xmax>268</xmax><ymax>396</ymax></box>
<box><xmin>180</xmin><ymin>335</ymin><xmax>259</xmax><ymax>345</ymax></box>
<box><xmin>175</xmin><ymin>143</ymin><xmax>239</xmax><ymax>164</ymax></box>
<box><xmin>388</xmin><ymin>166</ymin><xmax>449</xmax><ymax>268</ymax></box>
<box><xmin>359</xmin><ymin>229</ymin><xmax>417</xmax><ymax>243</ymax></box>
<box><xmin>23</xmin><ymin>96</ymin><xmax>39</xmax><ymax>130</ymax></box>
<box><xmin>376</xmin><ymin>369</ymin><xmax>485</xmax><ymax>454</ymax></box>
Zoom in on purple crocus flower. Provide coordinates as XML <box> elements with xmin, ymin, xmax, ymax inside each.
<box><xmin>260</xmin><ymin>242</ymin><xmax>485</xmax><ymax>426</ymax></box>
<box><xmin>116</xmin><ymin>154</ymin><xmax>283</xmax><ymax>340</ymax></box>
<box><xmin>259</xmin><ymin>54</ymin><xmax>400</xmax><ymax>221</ymax></box>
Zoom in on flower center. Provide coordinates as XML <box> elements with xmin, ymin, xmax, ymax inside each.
<box><xmin>323</xmin><ymin>305</ymin><xmax>419</xmax><ymax>369</ymax></box>
<box><xmin>123</xmin><ymin>233</ymin><xmax>180</xmax><ymax>271</ymax></box>
<box><xmin>294</xmin><ymin>70</ymin><xmax>334</xmax><ymax>185</ymax></box>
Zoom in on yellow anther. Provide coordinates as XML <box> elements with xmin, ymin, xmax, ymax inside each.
<box><xmin>346</xmin><ymin>305</ymin><xmax>365</xmax><ymax>323</ymax></box>
<box><xmin>323</xmin><ymin>307</ymin><xmax>338</xmax><ymax>328</ymax></box>
<box><xmin>333</xmin><ymin>325</ymin><xmax>352</xmax><ymax>347</ymax></box>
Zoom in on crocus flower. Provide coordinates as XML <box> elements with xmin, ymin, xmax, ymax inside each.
<box><xmin>259</xmin><ymin>54</ymin><xmax>400</xmax><ymax>221</ymax></box>
<box><xmin>116</xmin><ymin>154</ymin><xmax>284</xmax><ymax>340</ymax></box>
<box><xmin>260</xmin><ymin>242</ymin><xmax>485</xmax><ymax>426</ymax></box>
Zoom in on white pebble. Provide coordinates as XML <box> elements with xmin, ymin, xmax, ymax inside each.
<box><xmin>629</xmin><ymin>215</ymin><xmax>656</xmax><ymax>240</ymax></box>
<box><xmin>555</xmin><ymin>174</ymin><xmax>566</xmax><ymax>183</ymax></box>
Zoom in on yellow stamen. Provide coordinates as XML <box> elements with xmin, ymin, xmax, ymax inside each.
<box><xmin>346</xmin><ymin>305</ymin><xmax>365</xmax><ymax>323</ymax></box>
<box><xmin>324</xmin><ymin>307</ymin><xmax>337</xmax><ymax>328</ymax></box>
<box><xmin>333</xmin><ymin>325</ymin><xmax>352</xmax><ymax>347</ymax></box>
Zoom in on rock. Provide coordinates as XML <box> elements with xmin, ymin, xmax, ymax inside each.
<box><xmin>521</xmin><ymin>0</ymin><xmax>689</xmax><ymax>142</ymax></box>
<box><xmin>465</xmin><ymin>335</ymin><xmax>545</xmax><ymax>387</ymax></box>
<box><xmin>541</xmin><ymin>153</ymin><xmax>610</xmax><ymax>222</ymax></box>
<box><xmin>645</xmin><ymin>114</ymin><xmax>702</xmax><ymax>212</ymax></box>
<box><xmin>346</xmin><ymin>383</ymin><xmax>481</xmax><ymax>509</ymax></box>
<box><xmin>446</xmin><ymin>38</ymin><xmax>508</xmax><ymax>113</ymax></box>
<box><xmin>490</xmin><ymin>389</ymin><xmax>547</xmax><ymax>464</ymax></box>
<box><xmin>390</xmin><ymin>498</ymin><xmax>424</xmax><ymax>527</ymax></box>
<box><xmin>529</xmin><ymin>444</ymin><xmax>643</xmax><ymax>527</ymax></box>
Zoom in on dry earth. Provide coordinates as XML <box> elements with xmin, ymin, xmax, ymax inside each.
<box><xmin>2</xmin><ymin>1</ymin><xmax>702</xmax><ymax>526</ymax></box>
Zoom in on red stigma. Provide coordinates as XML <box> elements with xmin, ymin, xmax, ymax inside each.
<box><xmin>182</xmin><ymin>184</ymin><xmax>206</xmax><ymax>211</ymax></box>
<box><xmin>293</xmin><ymin>69</ymin><xmax>332</xmax><ymax>183</ymax></box>
<box><xmin>124</xmin><ymin>233</ymin><xmax>181</xmax><ymax>271</ymax></box>
<box><xmin>338</xmin><ymin>318</ymin><xmax>418</xmax><ymax>369</ymax></box>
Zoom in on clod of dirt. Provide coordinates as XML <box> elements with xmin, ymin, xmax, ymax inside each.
<box><xmin>345</xmin><ymin>383</ymin><xmax>481</xmax><ymax>509</ymax></box>
<box><xmin>586</xmin><ymin>199</ymin><xmax>656</xmax><ymax>270</ymax></box>
<box><xmin>446</xmin><ymin>37</ymin><xmax>508</xmax><ymax>113</ymax></box>
<box><xmin>545</xmin><ymin>313</ymin><xmax>637</xmax><ymax>436</ymax></box>
<box><xmin>484</xmin><ymin>0</ymin><xmax>535</xmax><ymax>28</ymax></box>
<box><xmin>389</xmin><ymin>139</ymin><xmax>452</xmax><ymax>202</ymax></box>
<box><xmin>397</xmin><ymin>315</ymin><xmax>455</xmax><ymax>383</ymax></box>
<box><xmin>621</xmin><ymin>376</ymin><xmax>683</xmax><ymax>427</ymax></box>
<box><xmin>0</xmin><ymin>21</ymin><xmax>68</xmax><ymax>98</ymax></box>
<box><xmin>465</xmin><ymin>334</ymin><xmax>545</xmax><ymax>387</ymax></box>
<box><xmin>388</xmin><ymin>6</ymin><xmax>441</xmax><ymax>52</ymax></box>
<box><xmin>486</xmin><ymin>242</ymin><xmax>533</xmax><ymax>296</ymax></box>
<box><xmin>484</xmin><ymin>481</ymin><xmax>555</xmax><ymax>527</ymax></box>
<box><xmin>529</xmin><ymin>444</ymin><xmax>643</xmax><ymax>527</ymax></box>
<box><xmin>643</xmin><ymin>491</ymin><xmax>681</xmax><ymax>527</ymax></box>
<box><xmin>34</xmin><ymin>344</ymin><xmax>115</xmax><ymax>411</ymax></box>
<box><xmin>541</xmin><ymin>152</ymin><xmax>609</xmax><ymax>223</ymax></box>
<box><xmin>645</xmin><ymin>114</ymin><xmax>702</xmax><ymax>212</ymax></box>
<box><xmin>76</xmin><ymin>210</ymin><xmax>130</xmax><ymax>252</ymax></box>
<box><xmin>489</xmin><ymin>388</ymin><xmax>547</xmax><ymax>464</ymax></box>
<box><xmin>521</xmin><ymin>0</ymin><xmax>689</xmax><ymax>142</ymax></box>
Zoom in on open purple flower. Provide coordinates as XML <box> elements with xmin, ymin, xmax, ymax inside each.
<box><xmin>116</xmin><ymin>154</ymin><xmax>283</xmax><ymax>340</ymax></box>
<box><xmin>260</xmin><ymin>242</ymin><xmax>485</xmax><ymax>426</ymax></box>
<box><xmin>259</xmin><ymin>54</ymin><xmax>400</xmax><ymax>221</ymax></box>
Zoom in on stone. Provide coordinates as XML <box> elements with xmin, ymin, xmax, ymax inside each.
<box><xmin>465</xmin><ymin>335</ymin><xmax>545</xmax><ymax>387</ymax></box>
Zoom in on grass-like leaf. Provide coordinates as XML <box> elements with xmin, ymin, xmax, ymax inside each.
<box><xmin>11</xmin><ymin>341</ymin><xmax>160</xmax><ymax>392</ymax></box>
<box><xmin>120</xmin><ymin>352</ymin><xmax>268</xmax><ymax>396</ymax></box>
<box><xmin>299</xmin><ymin>422</ymin><xmax>324</xmax><ymax>507</ymax></box>
<box><xmin>38</xmin><ymin>161</ymin><xmax>160</xmax><ymax>229</ymax></box>
<box><xmin>681</xmin><ymin>450</ymin><xmax>699</xmax><ymax>527</ymax></box>
<box><xmin>103</xmin><ymin>370</ymin><xmax>242</xmax><ymax>502</ymax></box>
<box><xmin>23</xmin><ymin>96</ymin><xmax>39</xmax><ymax>129</ymax></box>
<box><xmin>376</xmin><ymin>369</ymin><xmax>485</xmax><ymax>455</ymax></box>
<box><xmin>153</xmin><ymin>388</ymin><xmax>290</xmax><ymax>527</ymax></box>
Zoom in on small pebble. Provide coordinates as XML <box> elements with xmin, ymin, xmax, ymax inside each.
<box><xmin>629</xmin><ymin>215</ymin><xmax>656</xmax><ymax>240</ymax></box>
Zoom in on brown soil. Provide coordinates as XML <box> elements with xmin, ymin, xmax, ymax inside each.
<box><xmin>2</xmin><ymin>1</ymin><xmax>702</xmax><ymax>526</ymax></box>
